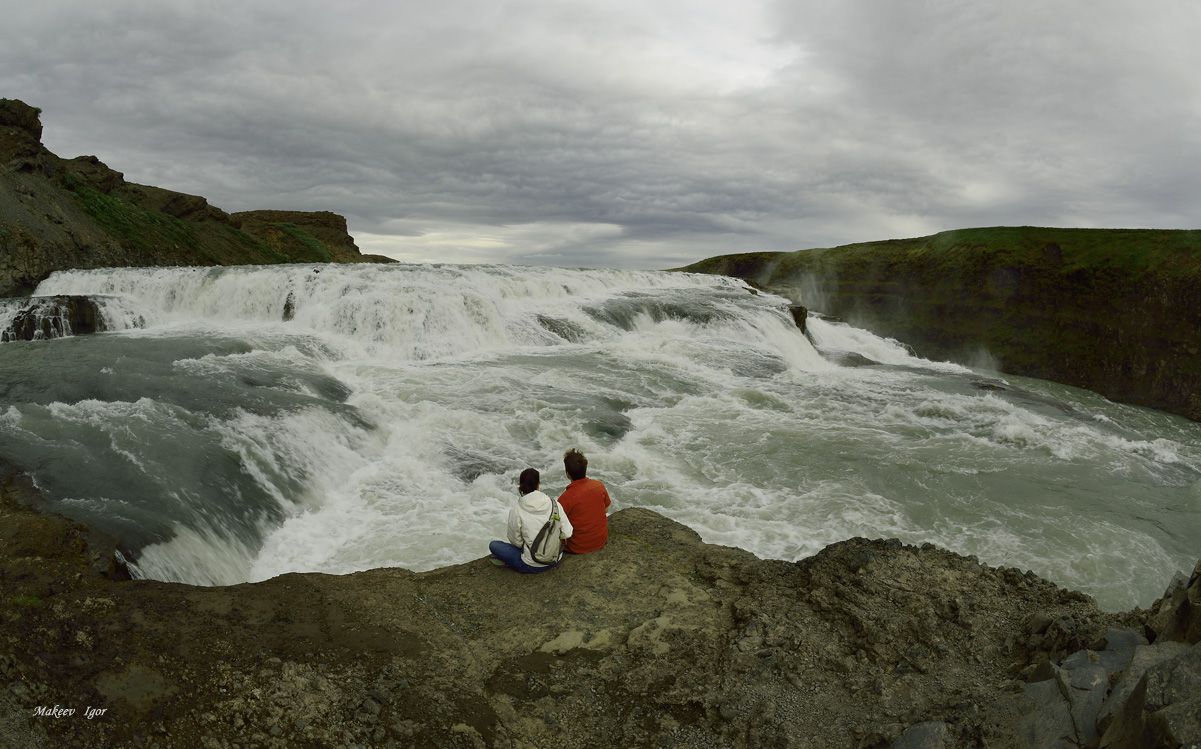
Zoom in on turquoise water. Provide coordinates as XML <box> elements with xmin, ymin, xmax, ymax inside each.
<box><xmin>2</xmin><ymin>262</ymin><xmax>1198</xmax><ymax>611</ymax></box>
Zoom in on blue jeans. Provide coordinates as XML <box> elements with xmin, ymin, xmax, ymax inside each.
<box><xmin>489</xmin><ymin>540</ymin><xmax>560</xmax><ymax>574</ymax></box>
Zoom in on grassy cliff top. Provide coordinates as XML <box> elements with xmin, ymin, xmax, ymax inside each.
<box><xmin>679</xmin><ymin>226</ymin><xmax>1201</xmax><ymax>282</ymax></box>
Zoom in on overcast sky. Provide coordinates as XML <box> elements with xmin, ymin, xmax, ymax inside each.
<box><xmin>4</xmin><ymin>1</ymin><xmax>1199</xmax><ymax>269</ymax></box>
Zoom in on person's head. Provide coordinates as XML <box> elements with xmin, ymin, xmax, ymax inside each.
<box><xmin>519</xmin><ymin>468</ymin><xmax>540</xmax><ymax>495</ymax></box>
<box><xmin>563</xmin><ymin>448</ymin><xmax>588</xmax><ymax>481</ymax></box>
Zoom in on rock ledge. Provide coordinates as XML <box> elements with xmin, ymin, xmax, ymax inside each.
<box><xmin>2</xmin><ymin>465</ymin><xmax>1198</xmax><ymax>748</ymax></box>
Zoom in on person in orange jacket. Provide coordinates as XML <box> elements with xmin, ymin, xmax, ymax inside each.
<box><xmin>556</xmin><ymin>448</ymin><xmax>611</xmax><ymax>553</ymax></box>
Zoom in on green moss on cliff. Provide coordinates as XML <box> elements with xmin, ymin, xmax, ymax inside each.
<box><xmin>273</xmin><ymin>222</ymin><xmax>335</xmax><ymax>263</ymax></box>
<box><xmin>60</xmin><ymin>174</ymin><xmax>291</xmax><ymax>266</ymax></box>
<box><xmin>709</xmin><ymin>228</ymin><xmax>1199</xmax><ymax>283</ymax></box>
<box><xmin>63</xmin><ymin>174</ymin><xmax>200</xmax><ymax>253</ymax></box>
<box><xmin>685</xmin><ymin>227</ymin><xmax>1201</xmax><ymax>281</ymax></box>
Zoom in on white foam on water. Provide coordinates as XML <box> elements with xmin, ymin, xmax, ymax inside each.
<box><xmin>0</xmin><ymin>300</ymin><xmax>21</xmax><ymax>333</ymax></box>
<box><xmin>35</xmin><ymin>264</ymin><xmax>757</xmax><ymax>359</ymax></box>
<box><xmin>121</xmin><ymin>402</ymin><xmax>386</xmax><ymax>583</ymax></box>
<box><xmin>916</xmin><ymin>500</ymin><xmax>1182</xmax><ymax>612</ymax></box>
<box><xmin>131</xmin><ymin>525</ymin><xmax>260</xmax><ymax>587</ymax></box>
<box><xmin>805</xmin><ymin>315</ymin><xmax>970</xmax><ymax>372</ymax></box>
<box><xmin>93</xmin><ymin>295</ymin><xmax>152</xmax><ymax>331</ymax></box>
<box><xmin>244</xmin><ymin>380</ymin><xmax>537</xmax><ymax>579</ymax></box>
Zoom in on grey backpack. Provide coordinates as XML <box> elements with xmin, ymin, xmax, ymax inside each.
<box><xmin>529</xmin><ymin>501</ymin><xmax>564</xmax><ymax>564</ymax></box>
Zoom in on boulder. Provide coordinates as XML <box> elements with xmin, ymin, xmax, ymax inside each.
<box><xmin>891</xmin><ymin>721</ymin><xmax>950</xmax><ymax>749</ymax></box>
<box><xmin>788</xmin><ymin>303</ymin><xmax>807</xmax><ymax>333</ymax></box>
<box><xmin>1099</xmin><ymin>642</ymin><xmax>1201</xmax><ymax>748</ymax></box>
<box><xmin>983</xmin><ymin>676</ymin><xmax>1078</xmax><ymax>748</ymax></box>
<box><xmin>978</xmin><ymin>567</ymin><xmax>1201</xmax><ymax>749</ymax></box>
<box><xmin>1145</xmin><ymin>559</ymin><xmax>1201</xmax><ymax>644</ymax></box>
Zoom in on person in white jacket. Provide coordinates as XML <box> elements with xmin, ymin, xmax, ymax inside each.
<box><xmin>489</xmin><ymin>468</ymin><xmax>574</xmax><ymax>573</ymax></box>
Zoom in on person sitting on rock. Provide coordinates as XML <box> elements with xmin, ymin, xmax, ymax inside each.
<box><xmin>556</xmin><ymin>448</ymin><xmax>611</xmax><ymax>554</ymax></box>
<box><xmin>489</xmin><ymin>468</ymin><xmax>573</xmax><ymax>573</ymax></box>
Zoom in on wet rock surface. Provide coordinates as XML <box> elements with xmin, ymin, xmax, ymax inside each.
<box><xmin>2</xmin><ymin>464</ymin><xmax>1198</xmax><ymax>748</ymax></box>
<box><xmin>0</xmin><ymin>295</ymin><xmax>106</xmax><ymax>341</ymax></box>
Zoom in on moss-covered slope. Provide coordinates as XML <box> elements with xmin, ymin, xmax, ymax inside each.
<box><xmin>680</xmin><ymin>227</ymin><xmax>1201</xmax><ymax>421</ymax></box>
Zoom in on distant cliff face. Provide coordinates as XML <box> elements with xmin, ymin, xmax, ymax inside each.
<box><xmin>227</xmin><ymin>209</ymin><xmax>393</xmax><ymax>266</ymax></box>
<box><xmin>0</xmin><ymin>98</ymin><xmax>392</xmax><ymax>297</ymax></box>
<box><xmin>681</xmin><ymin>227</ymin><xmax>1201</xmax><ymax>422</ymax></box>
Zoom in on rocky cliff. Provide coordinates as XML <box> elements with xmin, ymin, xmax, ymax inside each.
<box><xmin>679</xmin><ymin>227</ymin><xmax>1201</xmax><ymax>422</ymax></box>
<box><xmin>230</xmin><ymin>210</ymin><xmax>373</xmax><ymax>265</ymax></box>
<box><xmin>0</xmin><ymin>98</ymin><xmax>392</xmax><ymax>297</ymax></box>
<box><xmin>2</xmin><ymin>462</ymin><xmax>1198</xmax><ymax>749</ymax></box>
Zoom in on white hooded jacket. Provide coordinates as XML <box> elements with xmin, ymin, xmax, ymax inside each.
<box><xmin>507</xmin><ymin>490</ymin><xmax>574</xmax><ymax>567</ymax></box>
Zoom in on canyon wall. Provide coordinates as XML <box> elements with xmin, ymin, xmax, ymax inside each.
<box><xmin>681</xmin><ymin>227</ymin><xmax>1201</xmax><ymax>421</ymax></box>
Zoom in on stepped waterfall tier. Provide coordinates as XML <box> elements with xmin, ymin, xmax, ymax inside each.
<box><xmin>2</xmin><ymin>262</ymin><xmax>1199</xmax><ymax>611</ymax></box>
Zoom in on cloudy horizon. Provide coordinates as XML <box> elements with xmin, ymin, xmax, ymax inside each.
<box><xmin>4</xmin><ymin>0</ymin><xmax>1199</xmax><ymax>269</ymax></box>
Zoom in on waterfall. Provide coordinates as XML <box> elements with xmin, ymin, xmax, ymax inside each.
<box><xmin>2</xmin><ymin>261</ymin><xmax>1196</xmax><ymax>611</ymax></box>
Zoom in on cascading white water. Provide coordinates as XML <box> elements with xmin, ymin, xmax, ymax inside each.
<box><xmin>5</xmin><ymin>262</ymin><xmax>1199</xmax><ymax>611</ymax></box>
<box><xmin>34</xmin><ymin>263</ymin><xmax>807</xmax><ymax>359</ymax></box>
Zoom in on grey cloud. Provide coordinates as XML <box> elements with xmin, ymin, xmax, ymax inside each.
<box><xmin>3</xmin><ymin>0</ymin><xmax>1198</xmax><ymax>269</ymax></box>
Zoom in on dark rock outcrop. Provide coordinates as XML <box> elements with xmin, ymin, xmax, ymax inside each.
<box><xmin>2</xmin><ymin>459</ymin><xmax>1197</xmax><ymax>748</ymax></box>
<box><xmin>788</xmin><ymin>304</ymin><xmax>808</xmax><ymax>334</ymax></box>
<box><xmin>0</xmin><ymin>99</ymin><xmax>41</xmax><ymax>132</ymax></box>
<box><xmin>0</xmin><ymin>295</ymin><xmax>106</xmax><ymax>341</ymax></box>
<box><xmin>0</xmin><ymin>98</ymin><xmax>393</xmax><ymax>298</ymax></box>
<box><xmin>679</xmin><ymin>227</ymin><xmax>1201</xmax><ymax>422</ymax></box>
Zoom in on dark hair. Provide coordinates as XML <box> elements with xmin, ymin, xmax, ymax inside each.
<box><xmin>563</xmin><ymin>448</ymin><xmax>587</xmax><ymax>481</ymax></box>
<box><xmin>519</xmin><ymin>468</ymin><xmax>540</xmax><ymax>495</ymax></box>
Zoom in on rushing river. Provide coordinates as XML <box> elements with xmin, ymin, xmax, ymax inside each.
<box><xmin>2</xmin><ymin>262</ymin><xmax>1198</xmax><ymax>611</ymax></box>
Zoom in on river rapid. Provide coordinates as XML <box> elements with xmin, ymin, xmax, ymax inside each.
<box><xmin>2</xmin><ymin>262</ymin><xmax>1198</xmax><ymax>611</ymax></box>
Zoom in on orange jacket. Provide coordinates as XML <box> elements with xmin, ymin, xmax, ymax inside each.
<box><xmin>557</xmin><ymin>477</ymin><xmax>611</xmax><ymax>553</ymax></box>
